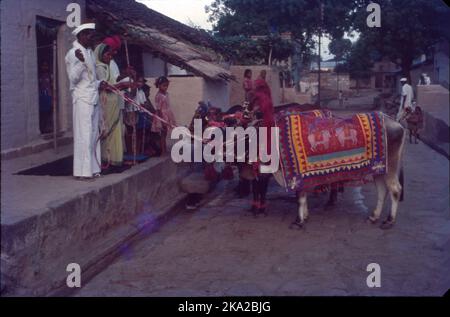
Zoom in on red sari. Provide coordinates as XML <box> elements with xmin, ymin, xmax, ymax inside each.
<box><xmin>252</xmin><ymin>78</ymin><xmax>275</xmax><ymax>154</ymax></box>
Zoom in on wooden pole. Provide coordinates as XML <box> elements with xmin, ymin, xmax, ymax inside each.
<box><xmin>124</xmin><ymin>39</ymin><xmax>130</xmax><ymax>67</ymax></box>
<box><xmin>52</xmin><ymin>40</ymin><xmax>58</xmax><ymax>152</ymax></box>
<box><xmin>124</xmin><ymin>39</ymin><xmax>137</xmax><ymax>164</ymax></box>
<box><xmin>317</xmin><ymin>0</ymin><xmax>323</xmax><ymax>107</ymax></box>
<box><xmin>318</xmin><ymin>32</ymin><xmax>321</xmax><ymax>107</ymax></box>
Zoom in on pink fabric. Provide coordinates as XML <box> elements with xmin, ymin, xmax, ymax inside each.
<box><xmin>152</xmin><ymin>91</ymin><xmax>177</xmax><ymax>133</ymax></box>
<box><xmin>103</xmin><ymin>36</ymin><xmax>122</xmax><ymax>51</ymax></box>
<box><xmin>253</xmin><ymin>78</ymin><xmax>275</xmax><ymax>154</ymax></box>
<box><xmin>253</xmin><ymin>78</ymin><xmax>274</xmax><ymax>126</ymax></box>
<box><xmin>208</xmin><ymin>121</ymin><xmax>226</xmax><ymax>128</ymax></box>
<box><xmin>243</xmin><ymin>78</ymin><xmax>253</xmax><ymax>92</ymax></box>
<box><xmin>243</xmin><ymin>78</ymin><xmax>253</xmax><ymax>101</ymax></box>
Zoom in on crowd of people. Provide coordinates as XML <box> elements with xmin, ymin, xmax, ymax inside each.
<box><xmin>65</xmin><ymin>23</ymin><xmax>177</xmax><ymax>181</ymax></box>
<box><xmin>65</xmin><ymin>22</ymin><xmax>424</xmax><ymax>183</ymax></box>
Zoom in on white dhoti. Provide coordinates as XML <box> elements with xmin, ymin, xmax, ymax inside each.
<box><xmin>73</xmin><ymin>100</ymin><xmax>101</xmax><ymax>177</ymax></box>
<box><xmin>66</xmin><ymin>40</ymin><xmax>102</xmax><ymax>177</ymax></box>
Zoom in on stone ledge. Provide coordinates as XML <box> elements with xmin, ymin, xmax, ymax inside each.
<box><xmin>1</xmin><ymin>134</ymin><xmax>73</xmax><ymax>161</ymax></box>
<box><xmin>1</xmin><ymin>156</ymin><xmax>192</xmax><ymax>296</ymax></box>
<box><xmin>420</xmin><ymin>110</ymin><xmax>450</xmax><ymax>160</ymax></box>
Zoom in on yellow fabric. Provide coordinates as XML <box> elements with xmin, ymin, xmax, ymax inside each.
<box><xmin>95</xmin><ymin>44</ymin><xmax>123</xmax><ymax>166</ymax></box>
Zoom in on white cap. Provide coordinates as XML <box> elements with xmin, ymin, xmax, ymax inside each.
<box><xmin>72</xmin><ymin>23</ymin><xmax>96</xmax><ymax>36</ymax></box>
<box><xmin>400</xmin><ymin>77</ymin><xmax>407</xmax><ymax>82</ymax></box>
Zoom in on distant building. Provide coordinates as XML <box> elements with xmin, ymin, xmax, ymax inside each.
<box><xmin>370</xmin><ymin>57</ymin><xmax>400</xmax><ymax>93</ymax></box>
<box><xmin>310</xmin><ymin>59</ymin><xmax>344</xmax><ymax>72</ymax></box>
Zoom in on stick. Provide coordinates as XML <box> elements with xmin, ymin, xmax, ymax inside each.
<box><xmin>52</xmin><ymin>40</ymin><xmax>58</xmax><ymax>152</ymax></box>
<box><xmin>124</xmin><ymin>39</ymin><xmax>130</xmax><ymax>67</ymax></box>
<box><xmin>142</xmin><ymin>117</ymin><xmax>146</xmax><ymax>155</ymax></box>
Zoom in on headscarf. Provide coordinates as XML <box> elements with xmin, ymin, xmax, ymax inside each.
<box><xmin>102</xmin><ymin>35</ymin><xmax>122</xmax><ymax>51</ymax></box>
<box><xmin>94</xmin><ymin>43</ymin><xmax>112</xmax><ymax>83</ymax></box>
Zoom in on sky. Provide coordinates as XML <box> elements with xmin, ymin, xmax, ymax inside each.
<box><xmin>137</xmin><ymin>0</ymin><xmax>335</xmax><ymax>60</ymax></box>
<box><xmin>137</xmin><ymin>0</ymin><xmax>214</xmax><ymax>30</ymax></box>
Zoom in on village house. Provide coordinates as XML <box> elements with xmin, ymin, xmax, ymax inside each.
<box><xmin>0</xmin><ymin>0</ymin><xmax>234</xmax><ymax>295</ymax></box>
<box><xmin>1</xmin><ymin>0</ymin><xmax>233</xmax><ymax>159</ymax></box>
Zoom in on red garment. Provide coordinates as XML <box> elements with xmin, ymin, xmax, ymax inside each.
<box><xmin>103</xmin><ymin>36</ymin><xmax>122</xmax><ymax>51</ymax></box>
<box><xmin>253</xmin><ymin>79</ymin><xmax>275</xmax><ymax>154</ymax></box>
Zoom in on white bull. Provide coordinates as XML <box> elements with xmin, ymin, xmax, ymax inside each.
<box><xmin>242</xmin><ymin>113</ymin><xmax>406</xmax><ymax>230</ymax></box>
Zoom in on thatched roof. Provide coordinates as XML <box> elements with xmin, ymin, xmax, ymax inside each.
<box><xmin>87</xmin><ymin>0</ymin><xmax>233</xmax><ymax>81</ymax></box>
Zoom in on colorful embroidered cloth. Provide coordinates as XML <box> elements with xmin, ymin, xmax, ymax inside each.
<box><xmin>275</xmin><ymin>107</ymin><xmax>333</xmax><ymax>121</ymax></box>
<box><xmin>277</xmin><ymin>111</ymin><xmax>387</xmax><ymax>192</ymax></box>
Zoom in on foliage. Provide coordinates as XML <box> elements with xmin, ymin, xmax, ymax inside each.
<box><xmin>205</xmin><ymin>0</ymin><xmax>356</xmax><ymax>64</ymax></box>
<box><xmin>328</xmin><ymin>38</ymin><xmax>352</xmax><ymax>62</ymax></box>
<box><xmin>349</xmin><ymin>0</ymin><xmax>450</xmax><ymax>78</ymax></box>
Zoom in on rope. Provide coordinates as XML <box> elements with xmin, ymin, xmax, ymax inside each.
<box><xmin>142</xmin><ymin>118</ymin><xmax>146</xmax><ymax>154</ymax></box>
<box><xmin>133</xmin><ymin>122</ymin><xmax>137</xmax><ymax>165</ymax></box>
<box><xmin>94</xmin><ymin>83</ymin><xmax>267</xmax><ymax>172</ymax></box>
<box><xmin>106</xmin><ymin>83</ymin><xmax>243</xmax><ymax>148</ymax></box>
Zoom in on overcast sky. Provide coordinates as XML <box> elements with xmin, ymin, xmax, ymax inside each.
<box><xmin>137</xmin><ymin>0</ymin><xmax>334</xmax><ymax>59</ymax></box>
<box><xmin>137</xmin><ymin>0</ymin><xmax>214</xmax><ymax>29</ymax></box>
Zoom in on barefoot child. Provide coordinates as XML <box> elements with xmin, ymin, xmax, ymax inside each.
<box><xmin>151</xmin><ymin>76</ymin><xmax>177</xmax><ymax>154</ymax></box>
<box><xmin>405</xmin><ymin>105</ymin><xmax>423</xmax><ymax>144</ymax></box>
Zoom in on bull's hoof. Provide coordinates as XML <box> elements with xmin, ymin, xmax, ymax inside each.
<box><xmin>366</xmin><ymin>216</ymin><xmax>379</xmax><ymax>224</ymax></box>
<box><xmin>289</xmin><ymin>220</ymin><xmax>304</xmax><ymax>230</ymax></box>
<box><xmin>380</xmin><ymin>219</ymin><xmax>395</xmax><ymax>230</ymax></box>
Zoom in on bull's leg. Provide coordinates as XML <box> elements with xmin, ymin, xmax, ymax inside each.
<box><xmin>325</xmin><ymin>183</ymin><xmax>338</xmax><ymax>208</ymax></box>
<box><xmin>258</xmin><ymin>176</ymin><xmax>270</xmax><ymax>216</ymax></box>
<box><xmin>367</xmin><ymin>175</ymin><xmax>387</xmax><ymax>224</ymax></box>
<box><xmin>249</xmin><ymin>179</ymin><xmax>260</xmax><ymax>215</ymax></box>
<box><xmin>290</xmin><ymin>191</ymin><xmax>307</xmax><ymax>229</ymax></box>
<box><xmin>380</xmin><ymin>175</ymin><xmax>402</xmax><ymax>229</ymax></box>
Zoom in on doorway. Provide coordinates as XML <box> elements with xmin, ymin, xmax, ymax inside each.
<box><xmin>36</xmin><ymin>16</ymin><xmax>63</xmax><ymax>135</ymax></box>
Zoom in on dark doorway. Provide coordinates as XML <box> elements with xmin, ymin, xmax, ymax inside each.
<box><xmin>16</xmin><ymin>156</ymin><xmax>73</xmax><ymax>176</ymax></box>
<box><xmin>36</xmin><ymin>16</ymin><xmax>63</xmax><ymax>135</ymax></box>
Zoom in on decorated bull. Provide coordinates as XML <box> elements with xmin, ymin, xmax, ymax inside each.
<box><xmin>240</xmin><ymin>108</ymin><xmax>406</xmax><ymax>230</ymax></box>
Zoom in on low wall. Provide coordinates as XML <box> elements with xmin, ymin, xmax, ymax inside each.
<box><xmin>1</xmin><ymin>157</ymin><xmax>191</xmax><ymax>296</ymax></box>
<box><xmin>146</xmin><ymin>77</ymin><xmax>230</xmax><ymax>126</ymax></box>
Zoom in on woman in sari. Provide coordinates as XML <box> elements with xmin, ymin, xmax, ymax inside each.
<box><xmin>251</xmin><ymin>70</ymin><xmax>275</xmax><ymax>153</ymax></box>
<box><xmin>94</xmin><ymin>44</ymin><xmax>130</xmax><ymax>169</ymax></box>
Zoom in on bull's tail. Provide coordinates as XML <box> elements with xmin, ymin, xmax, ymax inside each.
<box><xmin>399</xmin><ymin>167</ymin><xmax>404</xmax><ymax>201</ymax></box>
<box><xmin>398</xmin><ymin>124</ymin><xmax>407</xmax><ymax>202</ymax></box>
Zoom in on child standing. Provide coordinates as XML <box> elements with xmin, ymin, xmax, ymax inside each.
<box><xmin>151</xmin><ymin>76</ymin><xmax>177</xmax><ymax>154</ymax></box>
<box><xmin>243</xmin><ymin>69</ymin><xmax>253</xmax><ymax>102</ymax></box>
<box><xmin>405</xmin><ymin>105</ymin><xmax>424</xmax><ymax>144</ymax></box>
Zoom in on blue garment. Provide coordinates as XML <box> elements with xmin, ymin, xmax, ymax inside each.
<box><xmin>137</xmin><ymin>112</ymin><xmax>151</xmax><ymax>130</ymax></box>
<box><xmin>39</xmin><ymin>91</ymin><xmax>52</xmax><ymax>112</ymax></box>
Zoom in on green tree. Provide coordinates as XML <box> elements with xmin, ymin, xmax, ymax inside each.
<box><xmin>346</xmin><ymin>35</ymin><xmax>375</xmax><ymax>93</ymax></box>
<box><xmin>329</xmin><ymin>38</ymin><xmax>352</xmax><ymax>63</ymax></box>
<box><xmin>350</xmin><ymin>0</ymin><xmax>450</xmax><ymax>81</ymax></box>
<box><xmin>329</xmin><ymin>37</ymin><xmax>353</xmax><ymax>91</ymax></box>
<box><xmin>205</xmin><ymin>0</ymin><xmax>356</xmax><ymax>65</ymax></box>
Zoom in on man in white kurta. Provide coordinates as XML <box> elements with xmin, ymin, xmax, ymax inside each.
<box><xmin>396</xmin><ymin>78</ymin><xmax>414</xmax><ymax>121</ymax></box>
<box><xmin>65</xmin><ymin>24</ymin><xmax>102</xmax><ymax>178</ymax></box>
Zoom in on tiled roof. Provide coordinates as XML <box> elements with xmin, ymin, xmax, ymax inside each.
<box><xmin>87</xmin><ymin>0</ymin><xmax>233</xmax><ymax>81</ymax></box>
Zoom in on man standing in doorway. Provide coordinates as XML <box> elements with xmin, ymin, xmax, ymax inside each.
<box><xmin>397</xmin><ymin>77</ymin><xmax>414</xmax><ymax>121</ymax></box>
<box><xmin>65</xmin><ymin>23</ymin><xmax>106</xmax><ymax>180</ymax></box>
